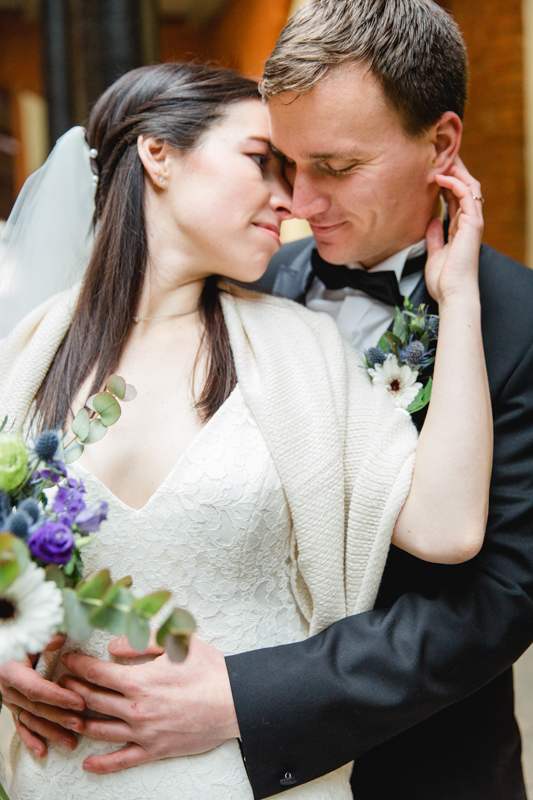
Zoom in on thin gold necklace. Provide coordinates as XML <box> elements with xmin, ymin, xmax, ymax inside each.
<box><xmin>133</xmin><ymin>307</ymin><xmax>199</xmax><ymax>323</ymax></box>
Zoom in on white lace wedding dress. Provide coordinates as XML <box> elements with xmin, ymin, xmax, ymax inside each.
<box><xmin>9</xmin><ymin>386</ymin><xmax>352</xmax><ymax>799</ymax></box>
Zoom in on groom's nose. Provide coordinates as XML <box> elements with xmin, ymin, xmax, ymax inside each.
<box><xmin>290</xmin><ymin>172</ymin><xmax>329</xmax><ymax>220</ymax></box>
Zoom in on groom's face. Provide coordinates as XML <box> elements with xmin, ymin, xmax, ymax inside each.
<box><xmin>268</xmin><ymin>63</ymin><xmax>441</xmax><ymax>267</ymax></box>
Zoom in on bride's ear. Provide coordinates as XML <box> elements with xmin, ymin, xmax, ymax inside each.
<box><xmin>137</xmin><ymin>135</ymin><xmax>172</xmax><ymax>188</ymax></box>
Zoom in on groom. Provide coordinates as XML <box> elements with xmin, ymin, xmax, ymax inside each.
<box><xmin>5</xmin><ymin>1</ymin><xmax>533</xmax><ymax>798</ymax></box>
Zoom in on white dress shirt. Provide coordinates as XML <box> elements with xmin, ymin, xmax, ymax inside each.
<box><xmin>306</xmin><ymin>239</ymin><xmax>426</xmax><ymax>352</ymax></box>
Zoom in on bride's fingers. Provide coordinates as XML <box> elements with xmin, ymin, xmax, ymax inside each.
<box><xmin>425</xmin><ymin>217</ymin><xmax>445</xmax><ymax>259</ymax></box>
<box><xmin>435</xmin><ymin>174</ymin><xmax>484</xmax><ymax>224</ymax></box>
<box><xmin>3</xmin><ymin>686</ymin><xmax>85</xmax><ymax>731</ymax></box>
<box><xmin>5</xmin><ymin>703</ymin><xmax>47</xmax><ymax>758</ymax></box>
<box><xmin>14</xmin><ymin>709</ymin><xmax>78</xmax><ymax>751</ymax></box>
<box><xmin>58</xmin><ymin>675</ymin><xmax>127</xmax><ymax>719</ymax></box>
<box><xmin>83</xmin><ymin>743</ymin><xmax>151</xmax><ymax>775</ymax></box>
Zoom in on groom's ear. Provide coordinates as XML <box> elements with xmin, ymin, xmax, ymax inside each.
<box><xmin>426</xmin><ymin>112</ymin><xmax>463</xmax><ymax>181</ymax></box>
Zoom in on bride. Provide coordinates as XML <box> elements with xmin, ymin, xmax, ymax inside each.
<box><xmin>0</xmin><ymin>62</ymin><xmax>490</xmax><ymax>799</ymax></box>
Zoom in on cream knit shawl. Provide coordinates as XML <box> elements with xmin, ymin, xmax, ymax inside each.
<box><xmin>0</xmin><ymin>285</ymin><xmax>417</xmax><ymax>636</ymax></box>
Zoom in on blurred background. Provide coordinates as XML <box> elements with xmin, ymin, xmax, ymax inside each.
<box><xmin>0</xmin><ymin>0</ymin><xmax>532</xmax><ymax>794</ymax></box>
<box><xmin>0</xmin><ymin>0</ymin><xmax>533</xmax><ymax>260</ymax></box>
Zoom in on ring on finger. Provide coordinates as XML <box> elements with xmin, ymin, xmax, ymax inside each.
<box><xmin>472</xmin><ymin>195</ymin><xmax>485</xmax><ymax>203</ymax></box>
<box><xmin>14</xmin><ymin>707</ymin><xmax>22</xmax><ymax>723</ymax></box>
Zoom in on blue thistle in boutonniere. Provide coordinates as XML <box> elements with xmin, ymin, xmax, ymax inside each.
<box><xmin>364</xmin><ymin>298</ymin><xmax>439</xmax><ymax>414</ymax></box>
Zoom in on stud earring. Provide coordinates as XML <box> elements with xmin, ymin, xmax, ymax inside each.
<box><xmin>158</xmin><ymin>176</ymin><xmax>164</xmax><ymax>183</ymax></box>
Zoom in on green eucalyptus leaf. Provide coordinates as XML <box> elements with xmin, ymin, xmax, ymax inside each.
<box><xmin>86</xmin><ymin>394</ymin><xmax>97</xmax><ymax>412</ymax></box>
<box><xmin>44</xmin><ymin>563</ymin><xmax>66</xmax><ymax>589</ymax></box>
<box><xmin>82</xmin><ymin>419</ymin><xmax>108</xmax><ymax>445</ymax></box>
<box><xmin>92</xmin><ymin>392</ymin><xmax>121</xmax><ymax>427</ymax></box>
<box><xmin>377</xmin><ymin>333</ymin><xmax>390</xmax><ymax>353</ymax></box>
<box><xmin>156</xmin><ymin>608</ymin><xmax>196</xmax><ymax>660</ymax></box>
<box><xmin>63</xmin><ymin>588</ymin><xmax>93</xmax><ymax>642</ymax></box>
<box><xmin>125</xmin><ymin>610</ymin><xmax>151</xmax><ymax>653</ymax></box>
<box><xmin>0</xmin><ymin>534</ymin><xmax>23</xmax><ymax>591</ymax></box>
<box><xmin>106</xmin><ymin>375</ymin><xmax>126</xmax><ymax>400</ymax></box>
<box><xmin>164</xmin><ymin>634</ymin><xmax>190</xmax><ymax>663</ymax></box>
<box><xmin>131</xmin><ymin>590</ymin><xmax>171</xmax><ymax>620</ymax></box>
<box><xmin>89</xmin><ymin>586</ymin><xmax>134</xmax><ymax>635</ymax></box>
<box><xmin>123</xmin><ymin>384</ymin><xmax>137</xmax><ymax>402</ymax></box>
<box><xmin>77</xmin><ymin>569</ymin><xmax>111</xmax><ymax>599</ymax></box>
<box><xmin>11</xmin><ymin>536</ymin><xmax>30</xmax><ymax>575</ymax></box>
<box><xmin>63</xmin><ymin>441</ymin><xmax>84</xmax><ymax>465</ymax></box>
<box><xmin>71</xmin><ymin>407</ymin><xmax>90</xmax><ymax>441</ymax></box>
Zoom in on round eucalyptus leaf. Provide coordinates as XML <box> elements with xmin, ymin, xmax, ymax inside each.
<box><xmin>62</xmin><ymin>588</ymin><xmax>93</xmax><ymax>642</ymax></box>
<box><xmin>71</xmin><ymin>407</ymin><xmax>90</xmax><ymax>441</ymax></box>
<box><xmin>126</xmin><ymin>610</ymin><xmax>151</xmax><ymax>653</ymax></box>
<box><xmin>83</xmin><ymin>419</ymin><xmax>107</xmax><ymax>445</ymax></box>
<box><xmin>123</xmin><ymin>384</ymin><xmax>137</xmax><ymax>402</ymax></box>
<box><xmin>63</xmin><ymin>441</ymin><xmax>84</xmax><ymax>465</ymax></box>
<box><xmin>92</xmin><ymin>392</ymin><xmax>121</xmax><ymax>427</ymax></box>
<box><xmin>106</xmin><ymin>375</ymin><xmax>126</xmax><ymax>400</ymax></box>
<box><xmin>165</xmin><ymin>634</ymin><xmax>190</xmax><ymax>663</ymax></box>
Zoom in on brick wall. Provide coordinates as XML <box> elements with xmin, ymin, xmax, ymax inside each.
<box><xmin>444</xmin><ymin>0</ymin><xmax>526</xmax><ymax>264</ymax></box>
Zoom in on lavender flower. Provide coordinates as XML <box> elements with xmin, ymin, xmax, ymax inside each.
<box><xmin>52</xmin><ymin>485</ymin><xmax>86</xmax><ymax>523</ymax></box>
<box><xmin>27</xmin><ymin>520</ymin><xmax>75</xmax><ymax>565</ymax></box>
<box><xmin>74</xmin><ymin>500</ymin><xmax>108</xmax><ymax>533</ymax></box>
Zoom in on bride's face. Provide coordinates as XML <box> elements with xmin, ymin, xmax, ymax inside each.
<box><xmin>146</xmin><ymin>99</ymin><xmax>292</xmax><ymax>284</ymax></box>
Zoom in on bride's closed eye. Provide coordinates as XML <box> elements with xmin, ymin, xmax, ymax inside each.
<box><xmin>249</xmin><ymin>153</ymin><xmax>271</xmax><ymax>170</ymax></box>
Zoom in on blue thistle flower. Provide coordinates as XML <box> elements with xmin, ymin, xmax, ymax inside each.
<box><xmin>427</xmin><ymin>316</ymin><xmax>439</xmax><ymax>337</ymax></box>
<box><xmin>18</xmin><ymin>498</ymin><xmax>40</xmax><ymax>523</ymax></box>
<box><xmin>5</xmin><ymin>511</ymin><xmax>30</xmax><ymax>538</ymax></box>
<box><xmin>34</xmin><ymin>430</ymin><xmax>60</xmax><ymax>462</ymax></box>
<box><xmin>366</xmin><ymin>347</ymin><xmax>387</xmax><ymax>368</ymax></box>
<box><xmin>404</xmin><ymin>341</ymin><xmax>426</xmax><ymax>366</ymax></box>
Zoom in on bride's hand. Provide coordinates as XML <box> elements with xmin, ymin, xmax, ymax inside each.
<box><xmin>57</xmin><ymin>634</ymin><xmax>240</xmax><ymax>774</ymax></box>
<box><xmin>0</xmin><ymin>634</ymin><xmax>85</xmax><ymax>757</ymax></box>
<box><xmin>424</xmin><ymin>157</ymin><xmax>484</xmax><ymax>306</ymax></box>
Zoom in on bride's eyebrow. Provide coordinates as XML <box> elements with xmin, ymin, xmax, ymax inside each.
<box><xmin>246</xmin><ymin>136</ymin><xmax>272</xmax><ymax>148</ymax></box>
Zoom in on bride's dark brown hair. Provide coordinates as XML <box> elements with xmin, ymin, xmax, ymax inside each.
<box><xmin>35</xmin><ymin>62</ymin><xmax>260</xmax><ymax>430</ymax></box>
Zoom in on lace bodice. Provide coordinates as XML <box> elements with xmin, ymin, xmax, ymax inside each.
<box><xmin>9</xmin><ymin>386</ymin><xmax>352</xmax><ymax>799</ymax></box>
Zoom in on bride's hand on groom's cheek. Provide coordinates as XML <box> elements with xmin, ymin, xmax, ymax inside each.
<box><xmin>0</xmin><ymin>635</ymin><xmax>86</xmax><ymax>758</ymax></box>
<box><xmin>57</xmin><ymin>635</ymin><xmax>241</xmax><ymax>774</ymax></box>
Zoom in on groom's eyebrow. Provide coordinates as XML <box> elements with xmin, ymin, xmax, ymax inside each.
<box><xmin>270</xmin><ymin>143</ymin><xmax>359</xmax><ymax>162</ymax></box>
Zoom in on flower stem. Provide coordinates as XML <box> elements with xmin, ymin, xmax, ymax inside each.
<box><xmin>0</xmin><ymin>779</ymin><xmax>11</xmax><ymax>800</ymax></box>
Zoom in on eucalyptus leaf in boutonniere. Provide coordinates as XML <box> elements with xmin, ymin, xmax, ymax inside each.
<box><xmin>0</xmin><ymin>375</ymin><xmax>195</xmax><ymax>668</ymax></box>
<box><xmin>365</xmin><ymin>299</ymin><xmax>439</xmax><ymax>413</ymax></box>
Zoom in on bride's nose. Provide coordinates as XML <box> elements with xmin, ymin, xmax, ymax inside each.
<box><xmin>269</xmin><ymin>176</ymin><xmax>293</xmax><ymax>222</ymax></box>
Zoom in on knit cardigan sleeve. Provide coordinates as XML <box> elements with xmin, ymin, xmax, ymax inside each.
<box><xmin>220</xmin><ymin>288</ymin><xmax>417</xmax><ymax>635</ymax></box>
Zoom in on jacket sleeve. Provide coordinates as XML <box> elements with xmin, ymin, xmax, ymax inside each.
<box><xmin>226</xmin><ymin>295</ymin><xmax>533</xmax><ymax>799</ymax></box>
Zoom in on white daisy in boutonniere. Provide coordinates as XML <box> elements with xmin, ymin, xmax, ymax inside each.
<box><xmin>368</xmin><ymin>354</ymin><xmax>422</xmax><ymax>410</ymax></box>
<box><xmin>365</xmin><ymin>299</ymin><xmax>439</xmax><ymax>414</ymax></box>
<box><xmin>0</xmin><ymin>561</ymin><xmax>63</xmax><ymax>663</ymax></box>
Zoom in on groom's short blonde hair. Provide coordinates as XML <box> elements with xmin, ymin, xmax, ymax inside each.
<box><xmin>261</xmin><ymin>0</ymin><xmax>468</xmax><ymax>137</ymax></box>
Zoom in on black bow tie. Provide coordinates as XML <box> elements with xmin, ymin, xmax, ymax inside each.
<box><xmin>311</xmin><ymin>249</ymin><xmax>426</xmax><ymax>307</ymax></box>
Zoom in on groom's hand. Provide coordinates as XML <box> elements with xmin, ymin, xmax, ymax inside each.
<box><xmin>58</xmin><ymin>635</ymin><xmax>240</xmax><ymax>774</ymax></box>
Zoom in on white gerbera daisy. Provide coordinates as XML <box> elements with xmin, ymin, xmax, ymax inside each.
<box><xmin>0</xmin><ymin>561</ymin><xmax>63</xmax><ymax>664</ymax></box>
<box><xmin>368</xmin><ymin>354</ymin><xmax>423</xmax><ymax>410</ymax></box>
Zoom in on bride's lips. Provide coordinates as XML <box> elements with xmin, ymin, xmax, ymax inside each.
<box><xmin>252</xmin><ymin>222</ymin><xmax>281</xmax><ymax>245</ymax></box>
<box><xmin>309</xmin><ymin>221</ymin><xmax>347</xmax><ymax>239</ymax></box>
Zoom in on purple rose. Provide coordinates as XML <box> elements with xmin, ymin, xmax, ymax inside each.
<box><xmin>74</xmin><ymin>500</ymin><xmax>108</xmax><ymax>533</ymax></box>
<box><xmin>28</xmin><ymin>519</ymin><xmax>75</xmax><ymax>565</ymax></box>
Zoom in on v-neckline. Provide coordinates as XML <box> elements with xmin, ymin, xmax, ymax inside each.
<box><xmin>73</xmin><ymin>385</ymin><xmax>240</xmax><ymax>514</ymax></box>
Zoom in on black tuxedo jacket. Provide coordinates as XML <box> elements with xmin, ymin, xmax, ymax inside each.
<box><xmin>226</xmin><ymin>238</ymin><xmax>533</xmax><ymax>800</ymax></box>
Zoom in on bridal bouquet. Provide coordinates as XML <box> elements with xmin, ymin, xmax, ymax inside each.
<box><xmin>365</xmin><ymin>299</ymin><xmax>439</xmax><ymax>413</ymax></box>
<box><xmin>0</xmin><ymin>375</ymin><xmax>194</xmax><ymax>666</ymax></box>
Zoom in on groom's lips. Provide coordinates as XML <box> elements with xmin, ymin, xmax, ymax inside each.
<box><xmin>309</xmin><ymin>221</ymin><xmax>347</xmax><ymax>239</ymax></box>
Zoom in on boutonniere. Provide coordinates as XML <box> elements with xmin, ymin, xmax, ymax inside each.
<box><xmin>365</xmin><ymin>299</ymin><xmax>439</xmax><ymax>413</ymax></box>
